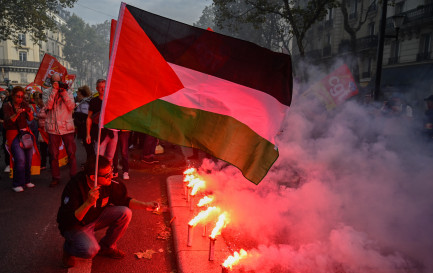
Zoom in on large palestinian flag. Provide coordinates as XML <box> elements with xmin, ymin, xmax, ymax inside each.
<box><xmin>102</xmin><ymin>3</ymin><xmax>292</xmax><ymax>184</ymax></box>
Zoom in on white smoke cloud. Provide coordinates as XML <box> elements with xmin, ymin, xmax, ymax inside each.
<box><xmin>196</xmin><ymin>62</ymin><xmax>433</xmax><ymax>273</ymax></box>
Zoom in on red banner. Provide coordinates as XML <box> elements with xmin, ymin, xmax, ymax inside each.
<box><xmin>303</xmin><ymin>64</ymin><xmax>359</xmax><ymax>110</ymax></box>
<box><xmin>34</xmin><ymin>54</ymin><xmax>68</xmax><ymax>86</ymax></box>
<box><xmin>64</xmin><ymin>74</ymin><xmax>76</xmax><ymax>89</ymax></box>
<box><xmin>25</xmin><ymin>82</ymin><xmax>42</xmax><ymax>93</ymax></box>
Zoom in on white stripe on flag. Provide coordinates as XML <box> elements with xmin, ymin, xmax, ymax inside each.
<box><xmin>161</xmin><ymin>63</ymin><xmax>289</xmax><ymax>144</ymax></box>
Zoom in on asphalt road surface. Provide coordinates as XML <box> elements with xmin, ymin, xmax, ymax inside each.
<box><xmin>0</xmin><ymin>139</ymin><xmax>185</xmax><ymax>273</ymax></box>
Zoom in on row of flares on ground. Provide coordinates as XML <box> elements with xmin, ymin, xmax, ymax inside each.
<box><xmin>183</xmin><ymin>168</ymin><xmax>247</xmax><ymax>272</ymax></box>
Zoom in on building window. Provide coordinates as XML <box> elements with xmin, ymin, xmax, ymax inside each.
<box><xmin>350</xmin><ymin>0</ymin><xmax>358</xmax><ymax>17</ymax></box>
<box><xmin>19</xmin><ymin>51</ymin><xmax>27</xmax><ymax>62</ymax></box>
<box><xmin>421</xmin><ymin>33</ymin><xmax>431</xmax><ymax>53</ymax></box>
<box><xmin>20</xmin><ymin>73</ymin><xmax>27</xmax><ymax>84</ymax></box>
<box><xmin>389</xmin><ymin>41</ymin><xmax>400</xmax><ymax>64</ymax></box>
<box><xmin>18</xmin><ymin>33</ymin><xmax>26</xmax><ymax>46</ymax></box>
<box><xmin>418</xmin><ymin>33</ymin><xmax>431</xmax><ymax>60</ymax></box>
<box><xmin>326</xmin><ymin>8</ymin><xmax>333</xmax><ymax>21</ymax></box>
<box><xmin>362</xmin><ymin>58</ymin><xmax>372</xmax><ymax>78</ymax></box>
<box><xmin>327</xmin><ymin>34</ymin><xmax>332</xmax><ymax>45</ymax></box>
<box><xmin>395</xmin><ymin>1</ymin><xmax>404</xmax><ymax>14</ymax></box>
<box><xmin>368</xmin><ymin>22</ymin><xmax>375</xmax><ymax>36</ymax></box>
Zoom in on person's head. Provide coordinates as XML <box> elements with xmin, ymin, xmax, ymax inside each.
<box><xmin>24</xmin><ymin>93</ymin><xmax>30</xmax><ymax>103</ymax></box>
<box><xmin>96</xmin><ymin>79</ymin><xmax>106</xmax><ymax>98</ymax></box>
<box><xmin>34</xmin><ymin>92</ymin><xmax>43</xmax><ymax>106</ymax></box>
<box><xmin>84</xmin><ymin>155</ymin><xmax>113</xmax><ymax>186</ymax></box>
<box><xmin>77</xmin><ymin>85</ymin><xmax>91</xmax><ymax>101</ymax></box>
<box><xmin>11</xmin><ymin>86</ymin><xmax>25</xmax><ymax>105</ymax></box>
<box><xmin>52</xmin><ymin>73</ymin><xmax>61</xmax><ymax>82</ymax></box>
<box><xmin>387</xmin><ymin>97</ymin><xmax>403</xmax><ymax>113</ymax></box>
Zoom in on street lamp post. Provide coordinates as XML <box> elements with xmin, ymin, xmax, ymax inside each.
<box><xmin>373</xmin><ymin>0</ymin><xmax>405</xmax><ymax>101</ymax></box>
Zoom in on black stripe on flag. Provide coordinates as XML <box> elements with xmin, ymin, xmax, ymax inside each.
<box><xmin>125</xmin><ymin>4</ymin><xmax>292</xmax><ymax>106</ymax></box>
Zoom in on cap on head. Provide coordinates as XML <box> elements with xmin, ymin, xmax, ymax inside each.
<box><xmin>424</xmin><ymin>95</ymin><xmax>433</xmax><ymax>102</ymax></box>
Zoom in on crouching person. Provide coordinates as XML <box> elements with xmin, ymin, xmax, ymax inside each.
<box><xmin>57</xmin><ymin>155</ymin><xmax>159</xmax><ymax>268</ymax></box>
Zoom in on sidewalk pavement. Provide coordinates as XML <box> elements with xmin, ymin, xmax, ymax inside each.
<box><xmin>167</xmin><ymin>175</ymin><xmax>231</xmax><ymax>273</ymax></box>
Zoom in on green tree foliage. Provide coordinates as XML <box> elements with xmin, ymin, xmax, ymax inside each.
<box><xmin>195</xmin><ymin>3</ymin><xmax>290</xmax><ymax>53</ymax></box>
<box><xmin>61</xmin><ymin>15</ymin><xmax>109</xmax><ymax>82</ymax></box>
<box><xmin>0</xmin><ymin>0</ymin><xmax>77</xmax><ymax>44</ymax></box>
<box><xmin>211</xmin><ymin>0</ymin><xmax>339</xmax><ymax>57</ymax></box>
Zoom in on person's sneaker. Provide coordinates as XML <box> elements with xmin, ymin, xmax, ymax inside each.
<box><xmin>112</xmin><ymin>172</ymin><xmax>118</xmax><ymax>178</ymax></box>
<box><xmin>49</xmin><ymin>179</ymin><xmax>59</xmax><ymax>187</ymax></box>
<box><xmin>62</xmin><ymin>250</ymin><xmax>75</xmax><ymax>268</ymax></box>
<box><xmin>123</xmin><ymin>172</ymin><xmax>129</xmax><ymax>180</ymax></box>
<box><xmin>141</xmin><ymin>155</ymin><xmax>159</xmax><ymax>164</ymax></box>
<box><xmin>4</xmin><ymin>165</ymin><xmax>10</xmax><ymax>173</ymax></box>
<box><xmin>12</xmin><ymin>186</ymin><xmax>24</xmax><ymax>192</ymax></box>
<box><xmin>25</xmin><ymin>182</ymin><xmax>35</xmax><ymax>188</ymax></box>
<box><xmin>98</xmin><ymin>247</ymin><xmax>125</xmax><ymax>259</ymax></box>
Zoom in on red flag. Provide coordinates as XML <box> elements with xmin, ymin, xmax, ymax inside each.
<box><xmin>25</xmin><ymin>82</ymin><xmax>42</xmax><ymax>93</ymax></box>
<box><xmin>34</xmin><ymin>54</ymin><xmax>68</xmax><ymax>86</ymax></box>
<box><xmin>101</xmin><ymin>4</ymin><xmax>292</xmax><ymax>184</ymax></box>
<box><xmin>303</xmin><ymin>64</ymin><xmax>359</xmax><ymax>110</ymax></box>
<box><xmin>64</xmin><ymin>74</ymin><xmax>76</xmax><ymax>89</ymax></box>
<box><xmin>101</xmin><ymin>3</ymin><xmax>184</xmax><ymax>126</ymax></box>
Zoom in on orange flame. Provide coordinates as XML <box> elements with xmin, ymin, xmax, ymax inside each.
<box><xmin>191</xmin><ymin>179</ymin><xmax>205</xmax><ymax>196</ymax></box>
<box><xmin>222</xmin><ymin>249</ymin><xmax>247</xmax><ymax>270</ymax></box>
<box><xmin>183</xmin><ymin>167</ymin><xmax>196</xmax><ymax>175</ymax></box>
<box><xmin>187</xmin><ymin>177</ymin><xmax>203</xmax><ymax>188</ymax></box>
<box><xmin>188</xmin><ymin>206</ymin><xmax>220</xmax><ymax>227</ymax></box>
<box><xmin>183</xmin><ymin>174</ymin><xmax>195</xmax><ymax>183</ymax></box>
<box><xmin>197</xmin><ymin>196</ymin><xmax>214</xmax><ymax>207</ymax></box>
<box><xmin>210</xmin><ymin>212</ymin><xmax>228</xmax><ymax>239</ymax></box>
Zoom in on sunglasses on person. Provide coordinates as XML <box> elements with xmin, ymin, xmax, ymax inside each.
<box><xmin>98</xmin><ymin>168</ymin><xmax>113</xmax><ymax>179</ymax></box>
<box><xmin>15</xmin><ymin>95</ymin><xmax>24</xmax><ymax>98</ymax></box>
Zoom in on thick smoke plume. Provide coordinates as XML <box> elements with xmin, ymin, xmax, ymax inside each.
<box><xmin>196</xmin><ymin>62</ymin><xmax>433</xmax><ymax>273</ymax></box>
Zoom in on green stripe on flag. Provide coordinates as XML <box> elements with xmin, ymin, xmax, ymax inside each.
<box><xmin>105</xmin><ymin>99</ymin><xmax>278</xmax><ymax>184</ymax></box>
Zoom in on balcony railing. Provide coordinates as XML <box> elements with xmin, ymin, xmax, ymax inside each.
<box><xmin>416</xmin><ymin>51</ymin><xmax>431</xmax><ymax>61</ymax></box>
<box><xmin>362</xmin><ymin>71</ymin><xmax>371</xmax><ymax>78</ymax></box>
<box><xmin>388</xmin><ymin>57</ymin><xmax>399</xmax><ymax>64</ymax></box>
<box><xmin>386</xmin><ymin>3</ymin><xmax>433</xmax><ymax>29</ymax></box>
<box><xmin>357</xmin><ymin>35</ymin><xmax>378</xmax><ymax>51</ymax></box>
<box><xmin>0</xmin><ymin>59</ymin><xmax>40</xmax><ymax>68</ymax></box>
<box><xmin>305</xmin><ymin>49</ymin><xmax>322</xmax><ymax>59</ymax></box>
<box><xmin>338</xmin><ymin>35</ymin><xmax>377</xmax><ymax>53</ymax></box>
<box><xmin>338</xmin><ymin>40</ymin><xmax>351</xmax><ymax>54</ymax></box>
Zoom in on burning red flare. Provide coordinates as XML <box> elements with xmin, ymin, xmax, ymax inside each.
<box><xmin>189</xmin><ymin>206</ymin><xmax>220</xmax><ymax>227</ymax></box>
<box><xmin>187</xmin><ymin>177</ymin><xmax>203</xmax><ymax>188</ymax></box>
<box><xmin>191</xmin><ymin>178</ymin><xmax>205</xmax><ymax>196</ymax></box>
<box><xmin>183</xmin><ymin>167</ymin><xmax>197</xmax><ymax>176</ymax></box>
<box><xmin>197</xmin><ymin>195</ymin><xmax>214</xmax><ymax>207</ymax></box>
<box><xmin>183</xmin><ymin>168</ymin><xmax>197</xmax><ymax>184</ymax></box>
<box><xmin>222</xmin><ymin>249</ymin><xmax>247</xmax><ymax>270</ymax></box>
<box><xmin>210</xmin><ymin>212</ymin><xmax>228</xmax><ymax>239</ymax></box>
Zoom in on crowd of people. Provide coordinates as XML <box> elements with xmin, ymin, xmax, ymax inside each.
<box><xmin>0</xmin><ymin>73</ymin><xmax>161</xmax><ymax>192</ymax></box>
<box><xmin>0</xmin><ymin>74</ymin><xmax>161</xmax><ymax>268</ymax></box>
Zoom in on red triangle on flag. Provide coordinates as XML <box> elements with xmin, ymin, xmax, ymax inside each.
<box><xmin>103</xmin><ymin>4</ymin><xmax>184</xmax><ymax>125</ymax></box>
